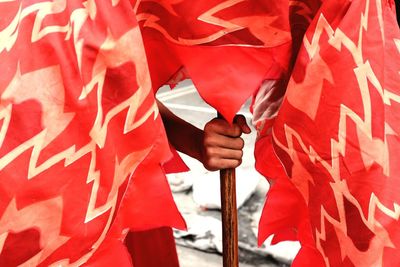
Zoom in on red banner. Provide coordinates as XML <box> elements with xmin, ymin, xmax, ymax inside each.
<box><xmin>254</xmin><ymin>1</ymin><xmax>400</xmax><ymax>266</ymax></box>
<box><xmin>0</xmin><ymin>0</ymin><xmax>293</xmax><ymax>266</ymax></box>
<box><xmin>0</xmin><ymin>1</ymin><xmax>184</xmax><ymax>266</ymax></box>
<box><xmin>137</xmin><ymin>0</ymin><xmax>292</xmax><ymax>122</ymax></box>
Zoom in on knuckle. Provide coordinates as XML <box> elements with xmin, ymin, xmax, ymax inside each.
<box><xmin>203</xmin><ymin>134</ymin><xmax>212</xmax><ymax>146</ymax></box>
<box><xmin>219</xmin><ymin>160</ymin><xmax>229</xmax><ymax>169</ymax></box>
<box><xmin>205</xmin><ymin>147</ymin><xmax>214</xmax><ymax>157</ymax></box>
<box><xmin>236</xmin><ymin>159</ymin><xmax>242</xmax><ymax>167</ymax></box>
<box><xmin>233</xmin><ymin>125</ymin><xmax>241</xmax><ymax>136</ymax></box>
<box><xmin>237</xmin><ymin>138</ymin><xmax>245</xmax><ymax>149</ymax></box>
<box><xmin>204</xmin><ymin>123</ymin><xmax>213</xmax><ymax>132</ymax></box>
<box><xmin>205</xmin><ymin>119</ymin><xmax>219</xmax><ymax>130</ymax></box>
<box><xmin>206</xmin><ymin>147</ymin><xmax>219</xmax><ymax>158</ymax></box>
<box><xmin>233</xmin><ymin>159</ymin><xmax>241</xmax><ymax>167</ymax></box>
<box><xmin>207</xmin><ymin>158</ymin><xmax>218</xmax><ymax>170</ymax></box>
<box><xmin>204</xmin><ymin>134</ymin><xmax>218</xmax><ymax>147</ymax></box>
<box><xmin>207</xmin><ymin>119</ymin><xmax>222</xmax><ymax>129</ymax></box>
<box><xmin>228</xmin><ymin>159</ymin><xmax>240</xmax><ymax>169</ymax></box>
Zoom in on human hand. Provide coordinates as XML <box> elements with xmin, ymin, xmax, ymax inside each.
<box><xmin>201</xmin><ymin>115</ymin><xmax>251</xmax><ymax>171</ymax></box>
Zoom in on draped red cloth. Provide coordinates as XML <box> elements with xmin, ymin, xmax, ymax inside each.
<box><xmin>4</xmin><ymin>0</ymin><xmax>395</xmax><ymax>266</ymax></box>
<box><xmin>253</xmin><ymin>0</ymin><xmax>400</xmax><ymax>266</ymax></box>
<box><xmin>129</xmin><ymin>1</ymin><xmax>292</xmax><ymax>266</ymax></box>
<box><xmin>0</xmin><ymin>0</ymin><xmax>292</xmax><ymax>266</ymax></box>
<box><xmin>0</xmin><ymin>1</ymin><xmax>185</xmax><ymax>266</ymax></box>
<box><xmin>136</xmin><ymin>0</ymin><xmax>292</xmax><ymax>122</ymax></box>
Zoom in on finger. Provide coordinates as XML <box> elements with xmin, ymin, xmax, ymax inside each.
<box><xmin>204</xmin><ymin>133</ymin><xmax>244</xmax><ymax>150</ymax></box>
<box><xmin>205</xmin><ymin>147</ymin><xmax>243</xmax><ymax>161</ymax></box>
<box><xmin>205</xmin><ymin>119</ymin><xmax>242</xmax><ymax>137</ymax></box>
<box><xmin>205</xmin><ymin>158</ymin><xmax>241</xmax><ymax>171</ymax></box>
<box><xmin>234</xmin><ymin>114</ymin><xmax>251</xmax><ymax>134</ymax></box>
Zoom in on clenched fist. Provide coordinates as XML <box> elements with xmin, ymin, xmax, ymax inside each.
<box><xmin>201</xmin><ymin>115</ymin><xmax>251</xmax><ymax>171</ymax></box>
<box><xmin>158</xmin><ymin>100</ymin><xmax>251</xmax><ymax>171</ymax></box>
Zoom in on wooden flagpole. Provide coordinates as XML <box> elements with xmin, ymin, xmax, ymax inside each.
<box><xmin>218</xmin><ymin>113</ymin><xmax>239</xmax><ymax>267</ymax></box>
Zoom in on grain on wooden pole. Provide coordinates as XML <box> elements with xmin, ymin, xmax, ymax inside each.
<box><xmin>218</xmin><ymin>113</ymin><xmax>239</xmax><ymax>267</ymax></box>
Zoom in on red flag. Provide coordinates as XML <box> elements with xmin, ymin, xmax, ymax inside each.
<box><xmin>0</xmin><ymin>1</ymin><xmax>184</xmax><ymax>266</ymax></box>
<box><xmin>131</xmin><ymin>2</ymin><xmax>294</xmax><ymax>265</ymax></box>
<box><xmin>254</xmin><ymin>0</ymin><xmax>400</xmax><ymax>266</ymax></box>
<box><xmin>137</xmin><ymin>0</ymin><xmax>292</xmax><ymax>122</ymax></box>
<box><xmin>125</xmin><ymin>228</ymin><xmax>180</xmax><ymax>267</ymax></box>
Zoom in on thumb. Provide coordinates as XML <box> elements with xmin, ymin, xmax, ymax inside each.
<box><xmin>234</xmin><ymin>114</ymin><xmax>251</xmax><ymax>134</ymax></box>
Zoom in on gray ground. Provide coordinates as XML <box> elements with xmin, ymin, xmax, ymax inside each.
<box><xmin>177</xmin><ymin>246</ymin><xmax>280</xmax><ymax>267</ymax></box>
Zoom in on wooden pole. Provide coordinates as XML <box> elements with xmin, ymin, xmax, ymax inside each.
<box><xmin>218</xmin><ymin>113</ymin><xmax>239</xmax><ymax>267</ymax></box>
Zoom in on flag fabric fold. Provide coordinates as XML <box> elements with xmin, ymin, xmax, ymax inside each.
<box><xmin>0</xmin><ymin>1</ymin><xmax>184</xmax><ymax>266</ymax></box>
<box><xmin>127</xmin><ymin>1</ymin><xmax>294</xmax><ymax>266</ymax></box>
<box><xmin>0</xmin><ymin>0</ymin><xmax>291</xmax><ymax>266</ymax></box>
<box><xmin>137</xmin><ymin>0</ymin><xmax>292</xmax><ymax>122</ymax></box>
<box><xmin>254</xmin><ymin>0</ymin><xmax>400</xmax><ymax>266</ymax></box>
<box><xmin>4</xmin><ymin>0</ymin><xmax>395</xmax><ymax>266</ymax></box>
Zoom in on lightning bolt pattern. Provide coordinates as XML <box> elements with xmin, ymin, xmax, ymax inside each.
<box><xmin>2</xmin><ymin>0</ymin><xmax>389</xmax><ymax>266</ymax></box>
<box><xmin>0</xmin><ymin>1</ymin><xmax>179</xmax><ymax>266</ymax></box>
<box><xmin>136</xmin><ymin>0</ymin><xmax>291</xmax><ymax>47</ymax></box>
<box><xmin>134</xmin><ymin>0</ymin><xmax>294</xmax><ymax>123</ymax></box>
<box><xmin>0</xmin><ymin>0</ymin><xmax>292</xmax><ymax>265</ymax></box>
<box><xmin>254</xmin><ymin>0</ymin><xmax>400</xmax><ymax>266</ymax></box>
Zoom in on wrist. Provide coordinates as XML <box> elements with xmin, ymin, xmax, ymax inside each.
<box><xmin>192</xmin><ymin>129</ymin><xmax>205</xmax><ymax>163</ymax></box>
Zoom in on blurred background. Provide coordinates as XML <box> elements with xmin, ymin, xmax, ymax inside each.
<box><xmin>157</xmin><ymin>81</ymin><xmax>300</xmax><ymax>267</ymax></box>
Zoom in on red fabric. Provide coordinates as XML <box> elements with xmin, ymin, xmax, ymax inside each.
<box><xmin>137</xmin><ymin>0</ymin><xmax>292</xmax><ymax>122</ymax></box>
<box><xmin>82</xmin><ymin>239</ymin><xmax>133</xmax><ymax>267</ymax></box>
<box><xmin>5</xmin><ymin>0</ymin><xmax>382</xmax><ymax>266</ymax></box>
<box><xmin>162</xmin><ymin>146</ymin><xmax>190</xmax><ymax>174</ymax></box>
<box><xmin>125</xmin><ymin>1</ymin><xmax>293</xmax><ymax>265</ymax></box>
<box><xmin>254</xmin><ymin>0</ymin><xmax>400</xmax><ymax>266</ymax></box>
<box><xmin>0</xmin><ymin>1</ymin><xmax>183</xmax><ymax>266</ymax></box>
<box><xmin>125</xmin><ymin>228</ymin><xmax>180</xmax><ymax>267</ymax></box>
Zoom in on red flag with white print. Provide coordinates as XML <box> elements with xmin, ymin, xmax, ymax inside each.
<box><xmin>254</xmin><ymin>0</ymin><xmax>400</xmax><ymax>266</ymax></box>
<box><xmin>136</xmin><ymin>0</ymin><xmax>292</xmax><ymax>122</ymax></box>
<box><xmin>0</xmin><ymin>1</ymin><xmax>184</xmax><ymax>266</ymax></box>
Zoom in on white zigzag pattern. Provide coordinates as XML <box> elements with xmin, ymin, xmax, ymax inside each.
<box><xmin>0</xmin><ymin>4</ymin><xmax>160</xmax><ymax>266</ymax></box>
<box><xmin>273</xmin><ymin>0</ymin><xmax>400</xmax><ymax>265</ymax></box>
